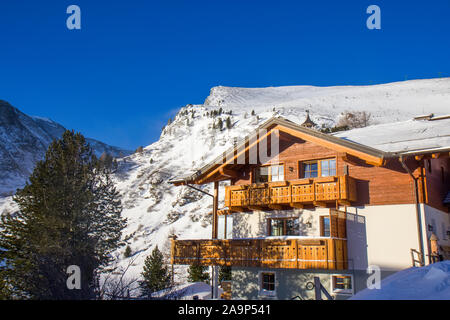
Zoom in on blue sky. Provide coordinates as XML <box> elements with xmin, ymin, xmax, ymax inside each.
<box><xmin>0</xmin><ymin>0</ymin><xmax>449</xmax><ymax>150</ymax></box>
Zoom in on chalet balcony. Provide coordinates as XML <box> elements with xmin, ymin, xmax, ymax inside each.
<box><xmin>171</xmin><ymin>238</ymin><xmax>348</xmax><ymax>270</ymax></box>
<box><xmin>224</xmin><ymin>175</ymin><xmax>357</xmax><ymax>210</ymax></box>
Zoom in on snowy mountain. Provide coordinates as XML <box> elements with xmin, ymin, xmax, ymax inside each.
<box><xmin>1</xmin><ymin>78</ymin><xmax>450</xmax><ymax>288</ymax></box>
<box><xmin>103</xmin><ymin>77</ymin><xmax>450</xmax><ymax>285</ymax></box>
<box><xmin>0</xmin><ymin>100</ymin><xmax>131</xmax><ymax>196</ymax></box>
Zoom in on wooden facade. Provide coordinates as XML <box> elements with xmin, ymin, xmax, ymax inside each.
<box><xmin>172</xmin><ymin>238</ymin><xmax>348</xmax><ymax>270</ymax></box>
<box><xmin>225</xmin><ymin>175</ymin><xmax>357</xmax><ymax>210</ymax></box>
<box><xmin>230</xmin><ymin>133</ymin><xmax>427</xmax><ymax>208</ymax></box>
<box><xmin>169</xmin><ymin>117</ymin><xmax>450</xmax><ymax>275</ymax></box>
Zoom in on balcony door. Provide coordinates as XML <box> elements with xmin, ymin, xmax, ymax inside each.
<box><xmin>218</xmin><ymin>215</ymin><xmax>233</xmax><ymax>239</ymax></box>
<box><xmin>267</xmin><ymin>217</ymin><xmax>300</xmax><ymax>236</ymax></box>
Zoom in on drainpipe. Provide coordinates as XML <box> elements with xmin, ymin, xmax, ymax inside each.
<box><xmin>399</xmin><ymin>156</ymin><xmax>425</xmax><ymax>266</ymax></box>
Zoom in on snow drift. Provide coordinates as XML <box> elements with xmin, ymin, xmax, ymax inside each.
<box><xmin>351</xmin><ymin>261</ymin><xmax>450</xmax><ymax>300</ymax></box>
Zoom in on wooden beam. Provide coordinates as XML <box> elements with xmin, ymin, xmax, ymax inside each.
<box><xmin>268</xmin><ymin>204</ymin><xmax>284</xmax><ymax>210</ymax></box>
<box><xmin>415</xmin><ymin>155</ymin><xmax>424</xmax><ymax>161</ymax></box>
<box><xmin>229</xmin><ymin>206</ymin><xmax>247</xmax><ymax>212</ymax></box>
<box><xmin>290</xmin><ymin>203</ymin><xmax>304</xmax><ymax>209</ymax></box>
<box><xmin>338</xmin><ymin>200</ymin><xmax>352</xmax><ymax>206</ymax></box>
<box><xmin>338</xmin><ymin>152</ymin><xmax>359</xmax><ymax>165</ymax></box>
<box><xmin>248</xmin><ymin>205</ymin><xmax>264</xmax><ymax>211</ymax></box>
<box><xmin>219</xmin><ymin>167</ymin><xmax>239</xmax><ymax>178</ymax></box>
<box><xmin>212</xmin><ymin>181</ymin><xmax>219</xmax><ymax>239</ymax></box>
<box><xmin>365</xmin><ymin>159</ymin><xmax>385</xmax><ymax>166</ymax></box>
<box><xmin>217</xmin><ymin>209</ymin><xmax>232</xmax><ymax>216</ymax></box>
<box><xmin>314</xmin><ymin>201</ymin><xmax>328</xmax><ymax>208</ymax></box>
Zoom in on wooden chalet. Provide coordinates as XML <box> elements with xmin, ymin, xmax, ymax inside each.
<box><xmin>169</xmin><ymin>115</ymin><xmax>450</xmax><ymax>299</ymax></box>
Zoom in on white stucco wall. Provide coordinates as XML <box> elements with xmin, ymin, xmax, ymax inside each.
<box><xmin>345</xmin><ymin>204</ymin><xmax>421</xmax><ymax>271</ymax></box>
<box><xmin>231</xmin><ymin>204</ymin><xmax>450</xmax><ymax>272</ymax></box>
<box><xmin>421</xmin><ymin>204</ymin><xmax>450</xmax><ymax>259</ymax></box>
<box><xmin>232</xmin><ymin>207</ymin><xmax>330</xmax><ymax>239</ymax></box>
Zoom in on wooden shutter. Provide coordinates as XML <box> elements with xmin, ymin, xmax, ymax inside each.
<box><xmin>330</xmin><ymin>209</ymin><xmax>347</xmax><ymax>239</ymax></box>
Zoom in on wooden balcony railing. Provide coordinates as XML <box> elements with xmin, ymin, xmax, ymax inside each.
<box><xmin>225</xmin><ymin>175</ymin><xmax>357</xmax><ymax>210</ymax></box>
<box><xmin>171</xmin><ymin>238</ymin><xmax>348</xmax><ymax>270</ymax></box>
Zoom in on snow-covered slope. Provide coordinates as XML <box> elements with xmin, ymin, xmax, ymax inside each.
<box><xmin>204</xmin><ymin>78</ymin><xmax>450</xmax><ymax>126</ymax></box>
<box><xmin>1</xmin><ymin>78</ymin><xmax>450</xmax><ymax>289</ymax></box>
<box><xmin>0</xmin><ymin>100</ymin><xmax>131</xmax><ymax>196</ymax></box>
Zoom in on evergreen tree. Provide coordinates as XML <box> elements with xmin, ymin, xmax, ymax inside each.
<box><xmin>187</xmin><ymin>264</ymin><xmax>210</xmax><ymax>283</ymax></box>
<box><xmin>0</xmin><ymin>130</ymin><xmax>126</xmax><ymax>299</ymax></box>
<box><xmin>0</xmin><ymin>275</ymin><xmax>11</xmax><ymax>300</ymax></box>
<box><xmin>219</xmin><ymin>266</ymin><xmax>231</xmax><ymax>282</ymax></box>
<box><xmin>217</xmin><ymin>118</ymin><xmax>223</xmax><ymax>130</ymax></box>
<box><xmin>99</xmin><ymin>152</ymin><xmax>114</xmax><ymax>169</ymax></box>
<box><xmin>140</xmin><ymin>246</ymin><xmax>171</xmax><ymax>298</ymax></box>
<box><xmin>124</xmin><ymin>245</ymin><xmax>132</xmax><ymax>258</ymax></box>
<box><xmin>226</xmin><ymin>117</ymin><xmax>232</xmax><ymax>129</ymax></box>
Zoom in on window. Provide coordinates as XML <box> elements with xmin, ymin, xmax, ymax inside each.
<box><xmin>270</xmin><ymin>219</ymin><xmax>284</xmax><ymax>236</ymax></box>
<box><xmin>268</xmin><ymin>218</ymin><xmax>299</xmax><ymax>236</ymax></box>
<box><xmin>261</xmin><ymin>272</ymin><xmax>275</xmax><ymax>292</ymax></box>
<box><xmin>320</xmin><ymin>159</ymin><xmax>336</xmax><ymax>177</ymax></box>
<box><xmin>331</xmin><ymin>275</ymin><xmax>353</xmax><ymax>295</ymax></box>
<box><xmin>302</xmin><ymin>161</ymin><xmax>318</xmax><ymax>178</ymax></box>
<box><xmin>320</xmin><ymin>216</ymin><xmax>331</xmax><ymax>237</ymax></box>
<box><xmin>217</xmin><ymin>215</ymin><xmax>233</xmax><ymax>239</ymax></box>
<box><xmin>255</xmin><ymin>165</ymin><xmax>284</xmax><ymax>183</ymax></box>
<box><xmin>301</xmin><ymin>159</ymin><xmax>336</xmax><ymax>178</ymax></box>
<box><xmin>270</xmin><ymin>165</ymin><xmax>284</xmax><ymax>182</ymax></box>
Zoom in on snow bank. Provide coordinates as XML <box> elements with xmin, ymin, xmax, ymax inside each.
<box><xmin>350</xmin><ymin>261</ymin><xmax>450</xmax><ymax>300</ymax></box>
<box><xmin>151</xmin><ymin>282</ymin><xmax>223</xmax><ymax>300</ymax></box>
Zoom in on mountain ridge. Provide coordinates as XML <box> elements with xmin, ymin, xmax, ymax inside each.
<box><xmin>0</xmin><ymin>99</ymin><xmax>132</xmax><ymax>196</ymax></box>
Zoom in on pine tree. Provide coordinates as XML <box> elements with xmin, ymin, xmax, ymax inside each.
<box><xmin>217</xmin><ymin>118</ymin><xmax>223</xmax><ymax>130</ymax></box>
<box><xmin>140</xmin><ymin>246</ymin><xmax>171</xmax><ymax>298</ymax></box>
<box><xmin>0</xmin><ymin>130</ymin><xmax>126</xmax><ymax>299</ymax></box>
<box><xmin>251</xmin><ymin>110</ymin><xmax>255</xmax><ymax>116</ymax></box>
<box><xmin>187</xmin><ymin>264</ymin><xmax>210</xmax><ymax>283</ymax></box>
<box><xmin>226</xmin><ymin>117</ymin><xmax>232</xmax><ymax>129</ymax></box>
<box><xmin>124</xmin><ymin>245</ymin><xmax>132</xmax><ymax>258</ymax></box>
<box><xmin>0</xmin><ymin>276</ymin><xmax>11</xmax><ymax>300</ymax></box>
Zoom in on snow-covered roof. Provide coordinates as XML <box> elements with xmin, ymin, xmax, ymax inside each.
<box><xmin>334</xmin><ymin>116</ymin><xmax>450</xmax><ymax>154</ymax></box>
